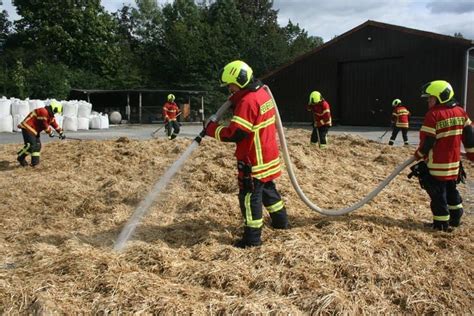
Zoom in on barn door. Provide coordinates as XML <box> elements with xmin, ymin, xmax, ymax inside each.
<box><xmin>338</xmin><ymin>57</ymin><xmax>403</xmax><ymax>126</ymax></box>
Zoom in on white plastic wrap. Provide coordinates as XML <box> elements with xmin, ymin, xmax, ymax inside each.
<box><xmin>13</xmin><ymin>114</ymin><xmax>24</xmax><ymax>132</ymax></box>
<box><xmin>77</xmin><ymin>101</ymin><xmax>92</xmax><ymax>118</ymax></box>
<box><xmin>54</xmin><ymin>114</ymin><xmax>64</xmax><ymax>129</ymax></box>
<box><xmin>77</xmin><ymin>117</ymin><xmax>90</xmax><ymax>130</ymax></box>
<box><xmin>28</xmin><ymin>99</ymin><xmax>45</xmax><ymax>112</ymax></box>
<box><xmin>63</xmin><ymin>101</ymin><xmax>79</xmax><ymax>118</ymax></box>
<box><xmin>63</xmin><ymin>116</ymin><xmax>78</xmax><ymax>131</ymax></box>
<box><xmin>11</xmin><ymin>100</ymin><xmax>30</xmax><ymax>117</ymax></box>
<box><xmin>0</xmin><ymin>98</ymin><xmax>11</xmax><ymax>117</ymax></box>
<box><xmin>0</xmin><ymin>115</ymin><xmax>13</xmax><ymax>132</ymax></box>
<box><xmin>90</xmin><ymin>114</ymin><xmax>109</xmax><ymax>129</ymax></box>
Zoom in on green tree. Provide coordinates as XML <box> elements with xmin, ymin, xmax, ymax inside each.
<box><xmin>26</xmin><ymin>61</ymin><xmax>70</xmax><ymax>99</ymax></box>
<box><xmin>12</xmin><ymin>60</ymin><xmax>27</xmax><ymax>98</ymax></box>
<box><xmin>13</xmin><ymin>0</ymin><xmax>122</xmax><ymax>77</ymax></box>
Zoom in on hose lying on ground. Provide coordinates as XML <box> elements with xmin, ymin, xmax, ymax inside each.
<box><xmin>264</xmin><ymin>85</ymin><xmax>416</xmax><ymax>216</ymax></box>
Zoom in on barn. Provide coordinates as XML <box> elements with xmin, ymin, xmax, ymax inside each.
<box><xmin>262</xmin><ymin>20</ymin><xmax>474</xmax><ymax>126</ymax></box>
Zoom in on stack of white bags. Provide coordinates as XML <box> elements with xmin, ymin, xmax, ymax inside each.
<box><xmin>0</xmin><ymin>97</ymin><xmax>109</xmax><ymax>132</ymax></box>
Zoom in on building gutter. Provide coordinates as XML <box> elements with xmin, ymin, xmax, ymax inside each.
<box><xmin>463</xmin><ymin>43</ymin><xmax>474</xmax><ymax>110</ymax></box>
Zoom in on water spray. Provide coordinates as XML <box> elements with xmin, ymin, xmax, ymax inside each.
<box><xmin>114</xmin><ymin>100</ymin><xmax>232</xmax><ymax>251</ymax></box>
<box><xmin>114</xmin><ymin>86</ymin><xmax>415</xmax><ymax>251</ymax></box>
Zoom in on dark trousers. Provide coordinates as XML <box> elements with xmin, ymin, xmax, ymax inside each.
<box><xmin>18</xmin><ymin>129</ymin><xmax>41</xmax><ymax>166</ymax></box>
<box><xmin>389</xmin><ymin>127</ymin><xmax>408</xmax><ymax>145</ymax></box>
<box><xmin>425</xmin><ymin>179</ymin><xmax>463</xmax><ymax>228</ymax></box>
<box><xmin>166</xmin><ymin>120</ymin><xmax>180</xmax><ymax>138</ymax></box>
<box><xmin>237</xmin><ymin>179</ymin><xmax>288</xmax><ymax>244</ymax></box>
<box><xmin>311</xmin><ymin>125</ymin><xmax>329</xmax><ymax>147</ymax></box>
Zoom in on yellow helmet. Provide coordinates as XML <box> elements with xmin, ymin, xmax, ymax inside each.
<box><xmin>420</xmin><ymin>80</ymin><xmax>454</xmax><ymax>104</ymax></box>
<box><xmin>392</xmin><ymin>98</ymin><xmax>402</xmax><ymax>107</ymax></box>
<box><xmin>309</xmin><ymin>91</ymin><xmax>322</xmax><ymax>104</ymax></box>
<box><xmin>167</xmin><ymin>94</ymin><xmax>175</xmax><ymax>102</ymax></box>
<box><xmin>49</xmin><ymin>100</ymin><xmax>63</xmax><ymax>114</ymax></box>
<box><xmin>219</xmin><ymin>60</ymin><xmax>253</xmax><ymax>89</ymax></box>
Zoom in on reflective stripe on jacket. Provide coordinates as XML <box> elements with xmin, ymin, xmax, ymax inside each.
<box><xmin>19</xmin><ymin>107</ymin><xmax>61</xmax><ymax>136</ymax></box>
<box><xmin>415</xmin><ymin>104</ymin><xmax>472</xmax><ymax>180</ymax></box>
<box><xmin>206</xmin><ymin>86</ymin><xmax>281</xmax><ymax>182</ymax></box>
<box><xmin>392</xmin><ymin>106</ymin><xmax>410</xmax><ymax>128</ymax></box>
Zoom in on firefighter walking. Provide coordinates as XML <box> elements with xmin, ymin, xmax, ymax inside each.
<box><xmin>205</xmin><ymin>60</ymin><xmax>289</xmax><ymax>248</ymax></box>
<box><xmin>388</xmin><ymin>98</ymin><xmax>410</xmax><ymax>145</ymax></box>
<box><xmin>163</xmin><ymin>94</ymin><xmax>180</xmax><ymax>140</ymax></box>
<box><xmin>412</xmin><ymin>80</ymin><xmax>473</xmax><ymax>231</ymax></box>
<box><xmin>17</xmin><ymin>100</ymin><xmax>66</xmax><ymax>167</ymax></box>
<box><xmin>307</xmin><ymin>91</ymin><xmax>332</xmax><ymax>148</ymax></box>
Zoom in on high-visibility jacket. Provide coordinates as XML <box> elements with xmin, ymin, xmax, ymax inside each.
<box><xmin>392</xmin><ymin>105</ymin><xmax>410</xmax><ymax>128</ymax></box>
<box><xmin>162</xmin><ymin>102</ymin><xmax>179</xmax><ymax>121</ymax></box>
<box><xmin>307</xmin><ymin>100</ymin><xmax>332</xmax><ymax>127</ymax></box>
<box><xmin>415</xmin><ymin>104</ymin><xmax>474</xmax><ymax>180</ymax></box>
<box><xmin>18</xmin><ymin>107</ymin><xmax>62</xmax><ymax>136</ymax></box>
<box><xmin>206</xmin><ymin>85</ymin><xmax>281</xmax><ymax>182</ymax></box>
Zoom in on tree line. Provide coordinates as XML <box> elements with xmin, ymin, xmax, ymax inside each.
<box><xmin>0</xmin><ymin>0</ymin><xmax>322</xmax><ymax>108</ymax></box>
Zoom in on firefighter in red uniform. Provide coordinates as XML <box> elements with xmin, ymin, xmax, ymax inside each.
<box><xmin>307</xmin><ymin>91</ymin><xmax>332</xmax><ymax>148</ymax></box>
<box><xmin>205</xmin><ymin>60</ymin><xmax>289</xmax><ymax>248</ymax></box>
<box><xmin>412</xmin><ymin>80</ymin><xmax>474</xmax><ymax>231</ymax></box>
<box><xmin>388</xmin><ymin>98</ymin><xmax>410</xmax><ymax>146</ymax></box>
<box><xmin>17</xmin><ymin>100</ymin><xmax>65</xmax><ymax>167</ymax></box>
<box><xmin>162</xmin><ymin>94</ymin><xmax>180</xmax><ymax>140</ymax></box>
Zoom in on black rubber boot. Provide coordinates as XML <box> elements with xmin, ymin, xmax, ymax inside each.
<box><xmin>31</xmin><ymin>156</ymin><xmax>40</xmax><ymax>167</ymax></box>
<box><xmin>270</xmin><ymin>208</ymin><xmax>289</xmax><ymax>229</ymax></box>
<box><xmin>432</xmin><ymin>220</ymin><xmax>449</xmax><ymax>232</ymax></box>
<box><xmin>449</xmin><ymin>209</ymin><xmax>463</xmax><ymax>227</ymax></box>
<box><xmin>234</xmin><ymin>227</ymin><xmax>262</xmax><ymax>248</ymax></box>
<box><xmin>17</xmin><ymin>154</ymin><xmax>28</xmax><ymax>167</ymax></box>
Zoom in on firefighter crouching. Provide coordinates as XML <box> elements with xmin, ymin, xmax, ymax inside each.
<box><xmin>163</xmin><ymin>94</ymin><xmax>180</xmax><ymax>140</ymax></box>
<box><xmin>205</xmin><ymin>60</ymin><xmax>289</xmax><ymax>248</ymax></box>
<box><xmin>388</xmin><ymin>98</ymin><xmax>410</xmax><ymax>146</ymax></box>
<box><xmin>17</xmin><ymin>100</ymin><xmax>66</xmax><ymax>167</ymax></box>
<box><xmin>410</xmin><ymin>80</ymin><xmax>474</xmax><ymax>231</ymax></box>
<box><xmin>306</xmin><ymin>91</ymin><xmax>332</xmax><ymax>148</ymax></box>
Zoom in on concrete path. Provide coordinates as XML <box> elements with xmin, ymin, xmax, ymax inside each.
<box><xmin>0</xmin><ymin>123</ymin><xmax>419</xmax><ymax>146</ymax></box>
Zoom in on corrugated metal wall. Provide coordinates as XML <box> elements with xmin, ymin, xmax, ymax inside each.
<box><xmin>264</xmin><ymin>22</ymin><xmax>472</xmax><ymax>126</ymax></box>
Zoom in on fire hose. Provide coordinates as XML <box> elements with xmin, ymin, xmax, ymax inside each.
<box><xmin>266</xmin><ymin>85</ymin><xmax>415</xmax><ymax>216</ymax></box>
<box><xmin>114</xmin><ymin>90</ymin><xmax>414</xmax><ymax>251</ymax></box>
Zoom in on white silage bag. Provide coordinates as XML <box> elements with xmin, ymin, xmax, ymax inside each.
<box><xmin>63</xmin><ymin>116</ymin><xmax>78</xmax><ymax>131</ymax></box>
<box><xmin>11</xmin><ymin>100</ymin><xmax>30</xmax><ymax>117</ymax></box>
<box><xmin>28</xmin><ymin>99</ymin><xmax>45</xmax><ymax>112</ymax></box>
<box><xmin>77</xmin><ymin>101</ymin><xmax>92</xmax><ymax>118</ymax></box>
<box><xmin>63</xmin><ymin>101</ymin><xmax>78</xmax><ymax>118</ymax></box>
<box><xmin>100</xmin><ymin>114</ymin><xmax>109</xmax><ymax>129</ymax></box>
<box><xmin>0</xmin><ymin>98</ymin><xmax>11</xmax><ymax>117</ymax></box>
<box><xmin>54</xmin><ymin>114</ymin><xmax>64</xmax><ymax>129</ymax></box>
<box><xmin>90</xmin><ymin>114</ymin><xmax>109</xmax><ymax>129</ymax></box>
<box><xmin>77</xmin><ymin>117</ymin><xmax>90</xmax><ymax>130</ymax></box>
<box><xmin>0</xmin><ymin>115</ymin><xmax>13</xmax><ymax>132</ymax></box>
<box><xmin>13</xmin><ymin>114</ymin><xmax>25</xmax><ymax>132</ymax></box>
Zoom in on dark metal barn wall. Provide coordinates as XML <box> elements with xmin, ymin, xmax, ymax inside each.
<box><xmin>264</xmin><ymin>21</ymin><xmax>472</xmax><ymax>126</ymax></box>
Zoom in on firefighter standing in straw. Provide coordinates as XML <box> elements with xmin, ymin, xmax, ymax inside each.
<box><xmin>307</xmin><ymin>91</ymin><xmax>332</xmax><ymax>148</ymax></box>
<box><xmin>163</xmin><ymin>94</ymin><xmax>180</xmax><ymax>140</ymax></box>
<box><xmin>205</xmin><ymin>60</ymin><xmax>289</xmax><ymax>248</ymax></box>
<box><xmin>412</xmin><ymin>80</ymin><xmax>473</xmax><ymax>231</ymax></box>
<box><xmin>388</xmin><ymin>98</ymin><xmax>410</xmax><ymax>146</ymax></box>
<box><xmin>17</xmin><ymin>100</ymin><xmax>66</xmax><ymax>167</ymax></box>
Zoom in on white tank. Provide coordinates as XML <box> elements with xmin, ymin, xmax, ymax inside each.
<box><xmin>109</xmin><ymin>111</ymin><xmax>122</xmax><ymax>124</ymax></box>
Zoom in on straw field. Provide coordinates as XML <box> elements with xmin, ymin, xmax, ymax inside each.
<box><xmin>1</xmin><ymin>129</ymin><xmax>473</xmax><ymax>314</ymax></box>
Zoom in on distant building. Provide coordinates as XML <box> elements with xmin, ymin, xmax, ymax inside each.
<box><xmin>262</xmin><ymin>20</ymin><xmax>474</xmax><ymax>126</ymax></box>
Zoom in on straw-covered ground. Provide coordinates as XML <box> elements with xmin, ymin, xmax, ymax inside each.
<box><xmin>0</xmin><ymin>129</ymin><xmax>473</xmax><ymax>314</ymax></box>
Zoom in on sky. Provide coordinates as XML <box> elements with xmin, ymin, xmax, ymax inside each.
<box><xmin>1</xmin><ymin>0</ymin><xmax>474</xmax><ymax>42</ymax></box>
